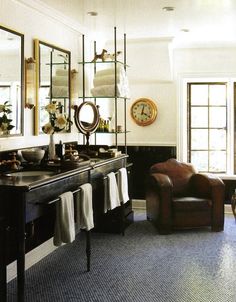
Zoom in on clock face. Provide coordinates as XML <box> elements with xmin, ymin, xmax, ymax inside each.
<box><xmin>131</xmin><ymin>98</ymin><xmax>157</xmax><ymax>126</ymax></box>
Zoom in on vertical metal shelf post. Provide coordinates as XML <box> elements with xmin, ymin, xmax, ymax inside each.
<box><xmin>124</xmin><ymin>33</ymin><xmax>127</xmax><ymax>155</ymax></box>
<box><xmin>82</xmin><ymin>34</ymin><xmax>85</xmax><ymax>145</ymax></box>
<box><xmin>82</xmin><ymin>35</ymin><xmax>85</xmax><ymax>102</ymax></box>
<box><xmin>114</xmin><ymin>26</ymin><xmax>118</xmax><ymax>149</ymax></box>
<box><xmin>94</xmin><ymin>40</ymin><xmax>97</xmax><ymax>145</ymax></box>
<box><xmin>50</xmin><ymin>49</ymin><xmax>53</xmax><ymax>102</ymax></box>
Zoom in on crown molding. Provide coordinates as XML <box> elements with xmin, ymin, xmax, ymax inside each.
<box><xmin>16</xmin><ymin>0</ymin><xmax>87</xmax><ymax>34</ymax></box>
<box><xmin>127</xmin><ymin>36</ymin><xmax>174</xmax><ymax>44</ymax></box>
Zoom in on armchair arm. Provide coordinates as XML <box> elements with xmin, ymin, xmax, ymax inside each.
<box><xmin>190</xmin><ymin>173</ymin><xmax>225</xmax><ymax>231</ymax></box>
<box><xmin>146</xmin><ymin>173</ymin><xmax>173</xmax><ymax>234</ymax></box>
<box><xmin>190</xmin><ymin>173</ymin><xmax>225</xmax><ymax>199</ymax></box>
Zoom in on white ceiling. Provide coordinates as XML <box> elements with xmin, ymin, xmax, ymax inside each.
<box><xmin>36</xmin><ymin>0</ymin><xmax>236</xmax><ymax>47</ymax></box>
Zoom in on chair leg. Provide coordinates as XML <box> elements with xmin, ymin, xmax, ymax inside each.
<box><xmin>0</xmin><ymin>217</ymin><xmax>7</xmax><ymax>302</ymax></box>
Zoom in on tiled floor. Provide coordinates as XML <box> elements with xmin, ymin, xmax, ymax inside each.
<box><xmin>7</xmin><ymin>211</ymin><xmax>236</xmax><ymax>302</ymax></box>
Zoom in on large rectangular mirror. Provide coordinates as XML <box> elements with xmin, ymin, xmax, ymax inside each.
<box><xmin>0</xmin><ymin>25</ymin><xmax>24</xmax><ymax>136</ymax></box>
<box><xmin>34</xmin><ymin>40</ymin><xmax>71</xmax><ymax>135</ymax></box>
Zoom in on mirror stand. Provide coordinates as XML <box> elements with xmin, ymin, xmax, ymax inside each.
<box><xmin>84</xmin><ymin>133</ymin><xmax>97</xmax><ymax>156</ymax></box>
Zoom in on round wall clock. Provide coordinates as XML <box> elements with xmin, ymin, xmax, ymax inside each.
<box><xmin>130</xmin><ymin>98</ymin><xmax>158</xmax><ymax>126</ymax></box>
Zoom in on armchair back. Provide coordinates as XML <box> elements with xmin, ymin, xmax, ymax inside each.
<box><xmin>150</xmin><ymin>158</ymin><xmax>197</xmax><ymax>196</ymax></box>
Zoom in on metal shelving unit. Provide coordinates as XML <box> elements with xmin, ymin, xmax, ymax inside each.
<box><xmin>78</xmin><ymin>27</ymin><xmax>129</xmax><ymax>154</ymax></box>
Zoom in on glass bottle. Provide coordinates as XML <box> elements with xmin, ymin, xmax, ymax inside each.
<box><xmin>109</xmin><ymin>113</ymin><xmax>115</xmax><ymax>132</ymax></box>
<box><xmin>48</xmin><ymin>134</ymin><xmax>56</xmax><ymax>160</ymax></box>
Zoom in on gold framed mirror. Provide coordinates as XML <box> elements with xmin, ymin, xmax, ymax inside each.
<box><xmin>0</xmin><ymin>25</ymin><xmax>24</xmax><ymax>136</ymax></box>
<box><xmin>34</xmin><ymin>40</ymin><xmax>71</xmax><ymax>135</ymax></box>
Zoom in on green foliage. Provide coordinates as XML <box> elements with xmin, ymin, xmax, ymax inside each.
<box><xmin>0</xmin><ymin>101</ymin><xmax>15</xmax><ymax>134</ymax></box>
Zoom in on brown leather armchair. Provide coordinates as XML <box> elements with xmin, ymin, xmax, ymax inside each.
<box><xmin>146</xmin><ymin>159</ymin><xmax>225</xmax><ymax>234</ymax></box>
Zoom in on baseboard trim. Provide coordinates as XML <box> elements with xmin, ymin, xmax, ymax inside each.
<box><xmin>132</xmin><ymin>199</ymin><xmax>146</xmax><ymax>210</ymax></box>
<box><xmin>7</xmin><ymin>238</ymin><xmax>57</xmax><ymax>282</ymax></box>
<box><xmin>132</xmin><ymin>200</ymin><xmax>233</xmax><ymax>215</ymax></box>
<box><xmin>225</xmin><ymin>204</ymin><xmax>233</xmax><ymax>215</ymax></box>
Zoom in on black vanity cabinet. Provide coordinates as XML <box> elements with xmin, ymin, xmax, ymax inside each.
<box><xmin>0</xmin><ymin>155</ymin><xmax>133</xmax><ymax>301</ymax></box>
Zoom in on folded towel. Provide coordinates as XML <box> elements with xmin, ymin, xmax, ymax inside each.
<box><xmin>52</xmin><ymin>76</ymin><xmax>68</xmax><ymax>86</ymax></box>
<box><xmin>56</xmin><ymin>69</ymin><xmax>68</xmax><ymax>76</ymax></box>
<box><xmin>75</xmin><ymin>183</ymin><xmax>94</xmax><ymax>232</ymax></box>
<box><xmin>51</xmin><ymin>86</ymin><xmax>68</xmax><ymax>98</ymax></box>
<box><xmin>95</xmin><ymin>65</ymin><xmax>125</xmax><ymax>77</ymax></box>
<box><xmin>71</xmin><ymin>70</ymin><xmax>79</xmax><ymax>99</ymax></box>
<box><xmin>91</xmin><ymin>84</ymin><xmax>130</xmax><ymax>98</ymax></box>
<box><xmin>93</xmin><ymin>74</ymin><xmax>128</xmax><ymax>87</ymax></box>
<box><xmin>91</xmin><ymin>65</ymin><xmax>129</xmax><ymax>98</ymax></box>
<box><xmin>93</xmin><ymin>74</ymin><xmax>123</xmax><ymax>87</ymax></box>
<box><xmin>118</xmin><ymin>168</ymin><xmax>129</xmax><ymax>204</ymax></box>
<box><xmin>53</xmin><ymin>191</ymin><xmax>75</xmax><ymax>246</ymax></box>
<box><xmin>104</xmin><ymin>172</ymin><xmax>120</xmax><ymax>213</ymax></box>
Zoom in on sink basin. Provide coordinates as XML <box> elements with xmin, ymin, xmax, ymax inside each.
<box><xmin>6</xmin><ymin>170</ymin><xmax>55</xmax><ymax>177</ymax></box>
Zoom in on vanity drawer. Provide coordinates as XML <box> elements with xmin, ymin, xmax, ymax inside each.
<box><xmin>25</xmin><ymin>171</ymin><xmax>89</xmax><ymax>222</ymax></box>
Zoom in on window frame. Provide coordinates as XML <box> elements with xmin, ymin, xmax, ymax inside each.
<box><xmin>178</xmin><ymin>77</ymin><xmax>234</xmax><ymax>175</ymax></box>
<box><xmin>187</xmin><ymin>82</ymin><xmax>228</xmax><ymax>173</ymax></box>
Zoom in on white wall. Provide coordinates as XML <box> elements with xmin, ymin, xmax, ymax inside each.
<box><xmin>126</xmin><ymin>38</ymin><xmax>176</xmax><ymax>146</ymax></box>
<box><xmin>174</xmin><ymin>46</ymin><xmax>236</xmax><ymax>74</ymax></box>
<box><xmin>0</xmin><ymin>0</ymin><xmax>83</xmax><ymax>151</ymax></box>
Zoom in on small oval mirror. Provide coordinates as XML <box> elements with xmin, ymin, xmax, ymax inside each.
<box><xmin>74</xmin><ymin>101</ymin><xmax>99</xmax><ymax>135</ymax></box>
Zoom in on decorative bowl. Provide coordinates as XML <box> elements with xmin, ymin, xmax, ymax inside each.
<box><xmin>21</xmin><ymin>148</ymin><xmax>45</xmax><ymax>163</ymax></box>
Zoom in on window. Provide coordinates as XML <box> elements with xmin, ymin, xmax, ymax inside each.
<box><xmin>187</xmin><ymin>83</ymin><xmax>227</xmax><ymax>173</ymax></box>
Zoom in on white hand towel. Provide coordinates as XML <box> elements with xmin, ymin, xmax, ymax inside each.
<box><xmin>104</xmin><ymin>172</ymin><xmax>120</xmax><ymax>213</ymax></box>
<box><xmin>53</xmin><ymin>191</ymin><xmax>75</xmax><ymax>246</ymax></box>
<box><xmin>75</xmin><ymin>183</ymin><xmax>94</xmax><ymax>232</ymax></box>
<box><xmin>118</xmin><ymin>168</ymin><xmax>129</xmax><ymax>204</ymax></box>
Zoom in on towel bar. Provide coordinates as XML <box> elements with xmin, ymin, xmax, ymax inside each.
<box><xmin>103</xmin><ymin>167</ymin><xmax>129</xmax><ymax>180</ymax></box>
<box><xmin>35</xmin><ymin>188</ymin><xmax>82</xmax><ymax>205</ymax></box>
<box><xmin>103</xmin><ymin>171</ymin><xmax>119</xmax><ymax>180</ymax></box>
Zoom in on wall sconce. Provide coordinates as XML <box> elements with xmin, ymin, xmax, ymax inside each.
<box><xmin>71</xmin><ymin>69</ymin><xmax>79</xmax><ymax>109</ymax></box>
<box><xmin>25</xmin><ymin>57</ymin><xmax>36</xmax><ymax>109</ymax></box>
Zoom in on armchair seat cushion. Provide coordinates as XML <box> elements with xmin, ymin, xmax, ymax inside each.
<box><xmin>173</xmin><ymin>197</ymin><xmax>212</xmax><ymax>212</ymax></box>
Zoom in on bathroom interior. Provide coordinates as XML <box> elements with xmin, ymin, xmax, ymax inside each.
<box><xmin>1</xmin><ymin>1</ymin><xmax>236</xmax><ymax>301</ymax></box>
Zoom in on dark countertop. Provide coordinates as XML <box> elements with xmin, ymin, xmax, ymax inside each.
<box><xmin>0</xmin><ymin>154</ymin><xmax>128</xmax><ymax>191</ymax></box>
